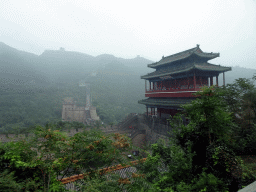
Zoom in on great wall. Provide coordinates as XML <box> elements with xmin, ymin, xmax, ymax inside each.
<box><xmin>0</xmin><ymin>113</ymin><xmax>179</xmax><ymax>149</ymax></box>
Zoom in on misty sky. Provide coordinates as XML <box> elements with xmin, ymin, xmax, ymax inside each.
<box><xmin>1</xmin><ymin>0</ymin><xmax>256</xmax><ymax>69</ymax></box>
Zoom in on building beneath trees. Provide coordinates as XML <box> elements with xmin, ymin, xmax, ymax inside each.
<box><xmin>138</xmin><ymin>44</ymin><xmax>232</xmax><ymax>119</ymax></box>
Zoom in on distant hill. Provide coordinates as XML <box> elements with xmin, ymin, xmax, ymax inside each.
<box><xmin>0</xmin><ymin>41</ymin><xmax>255</xmax><ymax>88</ymax></box>
<box><xmin>0</xmin><ymin>42</ymin><xmax>255</xmax><ymax>132</ymax></box>
<box><xmin>221</xmin><ymin>65</ymin><xmax>256</xmax><ymax>86</ymax></box>
<box><xmin>0</xmin><ymin>42</ymin><xmax>50</xmax><ymax>89</ymax></box>
<box><xmin>0</xmin><ymin>42</ymin><xmax>154</xmax><ymax>85</ymax></box>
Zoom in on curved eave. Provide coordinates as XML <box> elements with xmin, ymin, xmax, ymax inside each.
<box><xmin>194</xmin><ymin>52</ymin><xmax>219</xmax><ymax>59</ymax></box>
<box><xmin>141</xmin><ymin>66</ymin><xmax>195</xmax><ymax>79</ymax></box>
<box><xmin>148</xmin><ymin>52</ymin><xmax>220</xmax><ymax>69</ymax></box>
<box><xmin>148</xmin><ymin>62</ymin><xmax>158</xmax><ymax>68</ymax></box>
<box><xmin>195</xmin><ymin>66</ymin><xmax>231</xmax><ymax>73</ymax></box>
<box><xmin>148</xmin><ymin>53</ymin><xmax>191</xmax><ymax>68</ymax></box>
<box><xmin>141</xmin><ymin>65</ymin><xmax>232</xmax><ymax>80</ymax></box>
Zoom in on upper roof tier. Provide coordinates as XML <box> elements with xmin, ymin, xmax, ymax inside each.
<box><xmin>141</xmin><ymin>62</ymin><xmax>231</xmax><ymax>79</ymax></box>
<box><xmin>148</xmin><ymin>44</ymin><xmax>219</xmax><ymax>69</ymax></box>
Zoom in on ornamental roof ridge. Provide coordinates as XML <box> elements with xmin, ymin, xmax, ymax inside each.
<box><xmin>148</xmin><ymin>45</ymin><xmax>220</xmax><ymax>68</ymax></box>
<box><xmin>147</xmin><ymin>46</ymin><xmax>198</xmax><ymax>68</ymax></box>
<box><xmin>161</xmin><ymin>46</ymin><xmax>197</xmax><ymax>60</ymax></box>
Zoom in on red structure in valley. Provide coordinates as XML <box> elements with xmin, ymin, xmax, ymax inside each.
<box><xmin>138</xmin><ymin>44</ymin><xmax>232</xmax><ymax>119</ymax></box>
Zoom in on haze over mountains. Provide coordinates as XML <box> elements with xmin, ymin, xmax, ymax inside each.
<box><xmin>0</xmin><ymin>42</ymin><xmax>155</xmax><ymax>88</ymax></box>
<box><xmin>1</xmin><ymin>42</ymin><xmax>256</xmax><ymax>89</ymax></box>
<box><xmin>0</xmin><ymin>41</ymin><xmax>256</xmax><ymax>132</ymax></box>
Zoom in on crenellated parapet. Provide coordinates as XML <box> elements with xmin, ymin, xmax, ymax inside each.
<box><xmin>0</xmin><ymin>128</ymin><xmax>88</xmax><ymax>144</ymax></box>
<box><xmin>62</xmin><ymin>97</ymin><xmax>100</xmax><ymax>124</ymax></box>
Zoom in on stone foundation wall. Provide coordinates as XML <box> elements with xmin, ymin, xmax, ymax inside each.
<box><xmin>137</xmin><ymin>114</ymin><xmax>181</xmax><ymax>147</ymax></box>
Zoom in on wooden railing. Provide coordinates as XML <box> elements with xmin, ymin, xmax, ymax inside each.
<box><xmin>57</xmin><ymin>155</ymin><xmax>256</xmax><ymax>191</ymax></box>
<box><xmin>58</xmin><ymin>158</ymin><xmax>147</xmax><ymax>190</ymax></box>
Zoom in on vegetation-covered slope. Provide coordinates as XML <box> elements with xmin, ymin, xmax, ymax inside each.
<box><xmin>0</xmin><ymin>42</ymin><xmax>256</xmax><ymax>136</ymax></box>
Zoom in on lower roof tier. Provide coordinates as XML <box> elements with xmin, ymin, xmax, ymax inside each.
<box><xmin>138</xmin><ymin>97</ymin><xmax>197</xmax><ymax>108</ymax></box>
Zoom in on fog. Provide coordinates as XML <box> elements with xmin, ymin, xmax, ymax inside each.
<box><xmin>0</xmin><ymin>0</ymin><xmax>256</xmax><ymax>69</ymax></box>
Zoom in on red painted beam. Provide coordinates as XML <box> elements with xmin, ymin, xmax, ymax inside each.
<box><xmin>145</xmin><ymin>92</ymin><xmax>197</xmax><ymax>97</ymax></box>
<box><xmin>145</xmin><ymin>88</ymin><xmax>202</xmax><ymax>97</ymax></box>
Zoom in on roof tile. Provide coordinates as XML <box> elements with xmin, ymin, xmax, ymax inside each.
<box><xmin>148</xmin><ymin>46</ymin><xmax>219</xmax><ymax>68</ymax></box>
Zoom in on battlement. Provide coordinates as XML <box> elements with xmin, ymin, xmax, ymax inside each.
<box><xmin>62</xmin><ymin>105</ymin><xmax>85</xmax><ymax>111</ymax></box>
<box><xmin>62</xmin><ymin>97</ymin><xmax>100</xmax><ymax>123</ymax></box>
<box><xmin>63</xmin><ymin>97</ymin><xmax>75</xmax><ymax>104</ymax></box>
<box><xmin>0</xmin><ymin>128</ymin><xmax>87</xmax><ymax>144</ymax></box>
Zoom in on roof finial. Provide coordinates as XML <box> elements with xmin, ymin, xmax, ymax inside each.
<box><xmin>196</xmin><ymin>44</ymin><xmax>200</xmax><ymax>48</ymax></box>
<box><xmin>162</xmin><ymin>55</ymin><xmax>164</xmax><ymax>59</ymax></box>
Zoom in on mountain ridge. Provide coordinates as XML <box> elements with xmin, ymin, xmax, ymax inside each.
<box><xmin>0</xmin><ymin>42</ymin><xmax>255</xmax><ymax>87</ymax></box>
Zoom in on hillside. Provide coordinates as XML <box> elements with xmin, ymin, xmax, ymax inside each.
<box><xmin>0</xmin><ymin>42</ymin><xmax>255</xmax><ymax>134</ymax></box>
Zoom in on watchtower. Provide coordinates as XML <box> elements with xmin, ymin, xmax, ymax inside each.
<box><xmin>138</xmin><ymin>45</ymin><xmax>232</xmax><ymax>118</ymax></box>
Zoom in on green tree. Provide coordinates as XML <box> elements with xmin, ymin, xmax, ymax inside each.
<box><xmin>215</xmin><ymin>75</ymin><xmax>256</xmax><ymax>156</ymax></box>
<box><xmin>133</xmin><ymin>85</ymin><xmax>254</xmax><ymax>191</ymax></box>
<box><xmin>0</xmin><ymin>122</ymin><xmax>150</xmax><ymax>191</ymax></box>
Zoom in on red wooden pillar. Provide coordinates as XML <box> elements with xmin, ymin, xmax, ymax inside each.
<box><xmin>177</xmin><ymin>79</ymin><xmax>180</xmax><ymax>89</ymax></box>
<box><xmin>210</xmin><ymin>77</ymin><xmax>213</xmax><ymax>86</ymax></box>
<box><xmin>216</xmin><ymin>75</ymin><xmax>218</xmax><ymax>87</ymax></box>
<box><xmin>187</xmin><ymin>76</ymin><xmax>189</xmax><ymax>89</ymax></box>
<box><xmin>223</xmin><ymin>72</ymin><xmax>225</xmax><ymax>87</ymax></box>
<box><xmin>193</xmin><ymin>72</ymin><xmax>196</xmax><ymax>90</ymax></box>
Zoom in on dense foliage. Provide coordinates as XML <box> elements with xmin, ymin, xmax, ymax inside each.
<box><xmin>130</xmin><ymin>79</ymin><xmax>256</xmax><ymax>192</ymax></box>
<box><xmin>215</xmin><ymin>76</ymin><xmax>256</xmax><ymax>156</ymax></box>
<box><xmin>0</xmin><ymin>73</ymin><xmax>145</xmax><ymax>134</ymax></box>
<box><xmin>1</xmin><ymin>76</ymin><xmax>256</xmax><ymax>191</ymax></box>
<box><xmin>1</xmin><ymin>42</ymin><xmax>256</xmax><ymax>190</ymax></box>
<box><xmin>0</xmin><ymin>123</ymin><xmax>149</xmax><ymax>191</ymax></box>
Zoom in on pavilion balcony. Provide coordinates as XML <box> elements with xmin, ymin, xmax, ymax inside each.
<box><xmin>145</xmin><ymin>84</ymin><xmax>222</xmax><ymax>97</ymax></box>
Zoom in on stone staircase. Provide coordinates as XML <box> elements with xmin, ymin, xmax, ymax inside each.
<box><xmin>132</xmin><ymin>134</ymin><xmax>146</xmax><ymax>148</ymax></box>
